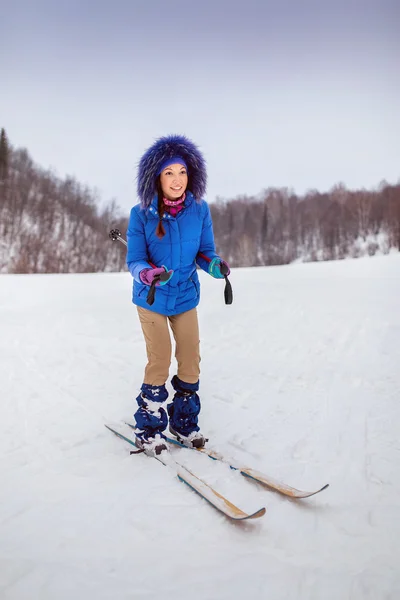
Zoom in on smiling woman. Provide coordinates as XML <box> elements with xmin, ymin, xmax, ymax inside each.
<box><xmin>126</xmin><ymin>134</ymin><xmax>231</xmax><ymax>457</ymax></box>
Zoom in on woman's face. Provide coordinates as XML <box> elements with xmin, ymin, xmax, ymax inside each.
<box><xmin>160</xmin><ymin>163</ymin><xmax>188</xmax><ymax>201</ymax></box>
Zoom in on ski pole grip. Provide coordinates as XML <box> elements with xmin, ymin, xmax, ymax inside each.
<box><xmin>146</xmin><ymin>280</ymin><xmax>157</xmax><ymax>305</ymax></box>
<box><xmin>219</xmin><ymin>262</ymin><xmax>233</xmax><ymax>305</ymax></box>
<box><xmin>223</xmin><ymin>277</ymin><xmax>233</xmax><ymax>305</ymax></box>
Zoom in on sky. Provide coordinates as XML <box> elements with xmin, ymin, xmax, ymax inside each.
<box><xmin>1</xmin><ymin>0</ymin><xmax>399</xmax><ymax>214</ymax></box>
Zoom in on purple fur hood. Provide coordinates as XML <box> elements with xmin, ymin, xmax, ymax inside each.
<box><xmin>137</xmin><ymin>134</ymin><xmax>207</xmax><ymax>209</ymax></box>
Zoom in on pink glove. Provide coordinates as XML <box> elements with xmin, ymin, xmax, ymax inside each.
<box><xmin>140</xmin><ymin>266</ymin><xmax>173</xmax><ymax>286</ymax></box>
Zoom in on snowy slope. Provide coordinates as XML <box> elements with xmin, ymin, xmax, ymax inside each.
<box><xmin>0</xmin><ymin>255</ymin><xmax>399</xmax><ymax>600</ymax></box>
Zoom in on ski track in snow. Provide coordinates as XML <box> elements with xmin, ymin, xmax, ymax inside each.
<box><xmin>0</xmin><ymin>256</ymin><xmax>399</xmax><ymax>599</ymax></box>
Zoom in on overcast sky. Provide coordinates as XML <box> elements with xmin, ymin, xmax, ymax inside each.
<box><xmin>1</xmin><ymin>0</ymin><xmax>399</xmax><ymax>213</ymax></box>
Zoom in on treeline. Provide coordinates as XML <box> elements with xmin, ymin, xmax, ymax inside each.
<box><xmin>0</xmin><ymin>129</ymin><xmax>126</xmax><ymax>273</ymax></box>
<box><xmin>0</xmin><ymin>128</ymin><xmax>399</xmax><ymax>274</ymax></box>
<box><xmin>211</xmin><ymin>183</ymin><xmax>400</xmax><ymax>267</ymax></box>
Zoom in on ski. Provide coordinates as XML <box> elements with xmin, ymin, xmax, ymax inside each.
<box><xmin>125</xmin><ymin>423</ymin><xmax>328</xmax><ymax>499</ymax></box>
<box><xmin>104</xmin><ymin>425</ymin><xmax>266</xmax><ymax>521</ymax></box>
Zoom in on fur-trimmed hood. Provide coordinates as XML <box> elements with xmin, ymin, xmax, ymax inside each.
<box><xmin>137</xmin><ymin>134</ymin><xmax>207</xmax><ymax>209</ymax></box>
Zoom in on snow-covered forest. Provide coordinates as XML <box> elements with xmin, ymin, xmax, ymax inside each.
<box><xmin>0</xmin><ymin>130</ymin><xmax>126</xmax><ymax>274</ymax></box>
<box><xmin>0</xmin><ymin>128</ymin><xmax>398</xmax><ymax>274</ymax></box>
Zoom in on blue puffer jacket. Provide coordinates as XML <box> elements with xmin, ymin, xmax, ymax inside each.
<box><xmin>126</xmin><ymin>191</ymin><xmax>220</xmax><ymax>316</ymax></box>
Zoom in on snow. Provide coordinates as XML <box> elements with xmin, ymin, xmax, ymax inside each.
<box><xmin>1</xmin><ymin>255</ymin><xmax>399</xmax><ymax>599</ymax></box>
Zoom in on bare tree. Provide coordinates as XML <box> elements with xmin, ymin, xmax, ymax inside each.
<box><xmin>0</xmin><ymin>128</ymin><xmax>9</xmax><ymax>183</ymax></box>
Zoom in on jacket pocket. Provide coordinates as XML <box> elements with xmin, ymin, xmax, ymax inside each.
<box><xmin>135</xmin><ymin>282</ymin><xmax>148</xmax><ymax>299</ymax></box>
<box><xmin>190</xmin><ymin>277</ymin><xmax>199</xmax><ymax>297</ymax></box>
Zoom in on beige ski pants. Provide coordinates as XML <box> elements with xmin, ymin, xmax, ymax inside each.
<box><xmin>137</xmin><ymin>307</ymin><xmax>201</xmax><ymax>386</ymax></box>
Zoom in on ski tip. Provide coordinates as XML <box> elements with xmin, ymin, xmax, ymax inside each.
<box><xmin>299</xmin><ymin>483</ymin><xmax>330</xmax><ymax>498</ymax></box>
<box><xmin>231</xmin><ymin>507</ymin><xmax>266</xmax><ymax>521</ymax></box>
<box><xmin>245</xmin><ymin>507</ymin><xmax>266</xmax><ymax>520</ymax></box>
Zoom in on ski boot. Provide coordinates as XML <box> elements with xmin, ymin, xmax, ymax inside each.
<box><xmin>133</xmin><ymin>384</ymin><xmax>169</xmax><ymax>457</ymax></box>
<box><xmin>169</xmin><ymin>425</ymin><xmax>207</xmax><ymax>449</ymax></box>
<box><xmin>135</xmin><ymin>431</ymin><xmax>168</xmax><ymax>456</ymax></box>
<box><xmin>168</xmin><ymin>376</ymin><xmax>207</xmax><ymax>449</ymax></box>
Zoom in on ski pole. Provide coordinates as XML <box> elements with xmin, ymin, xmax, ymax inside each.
<box><xmin>109</xmin><ymin>228</ymin><xmax>170</xmax><ymax>306</ymax></box>
<box><xmin>219</xmin><ymin>261</ymin><xmax>233</xmax><ymax>305</ymax></box>
<box><xmin>109</xmin><ymin>229</ymin><xmax>232</xmax><ymax>306</ymax></box>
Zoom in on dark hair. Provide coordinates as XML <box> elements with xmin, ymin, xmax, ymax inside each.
<box><xmin>155</xmin><ymin>177</ymin><xmax>166</xmax><ymax>239</ymax></box>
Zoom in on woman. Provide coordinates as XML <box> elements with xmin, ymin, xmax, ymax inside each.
<box><xmin>126</xmin><ymin>134</ymin><xmax>230</xmax><ymax>456</ymax></box>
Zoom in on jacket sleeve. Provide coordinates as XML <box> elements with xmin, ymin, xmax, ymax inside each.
<box><xmin>126</xmin><ymin>208</ymin><xmax>153</xmax><ymax>283</ymax></box>
<box><xmin>196</xmin><ymin>202</ymin><xmax>220</xmax><ymax>274</ymax></box>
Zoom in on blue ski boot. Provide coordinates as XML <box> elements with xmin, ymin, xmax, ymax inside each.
<box><xmin>168</xmin><ymin>376</ymin><xmax>206</xmax><ymax>449</ymax></box>
<box><xmin>134</xmin><ymin>384</ymin><xmax>169</xmax><ymax>456</ymax></box>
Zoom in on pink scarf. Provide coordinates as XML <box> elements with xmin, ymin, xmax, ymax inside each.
<box><xmin>164</xmin><ymin>192</ymin><xmax>185</xmax><ymax>217</ymax></box>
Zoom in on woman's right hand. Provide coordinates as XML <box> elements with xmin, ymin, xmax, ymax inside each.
<box><xmin>139</xmin><ymin>266</ymin><xmax>173</xmax><ymax>286</ymax></box>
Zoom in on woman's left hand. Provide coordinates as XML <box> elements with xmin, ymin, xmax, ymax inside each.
<box><xmin>208</xmin><ymin>257</ymin><xmax>230</xmax><ymax>279</ymax></box>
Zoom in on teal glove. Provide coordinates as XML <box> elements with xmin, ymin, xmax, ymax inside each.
<box><xmin>208</xmin><ymin>257</ymin><xmax>230</xmax><ymax>279</ymax></box>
